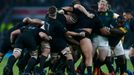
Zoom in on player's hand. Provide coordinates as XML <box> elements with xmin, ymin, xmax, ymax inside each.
<box><xmin>58</xmin><ymin>10</ymin><xmax>64</xmax><ymax>14</ymax></box>
<box><xmin>100</xmin><ymin>27</ymin><xmax>111</xmax><ymax>35</ymax></box>
<box><xmin>87</xmin><ymin>13</ymin><xmax>95</xmax><ymax>19</ymax></box>
<box><xmin>78</xmin><ymin>32</ymin><xmax>86</xmax><ymax>37</ymax></box>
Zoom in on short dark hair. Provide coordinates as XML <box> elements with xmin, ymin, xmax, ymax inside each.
<box><xmin>48</xmin><ymin>6</ymin><xmax>57</xmax><ymax>15</ymax></box>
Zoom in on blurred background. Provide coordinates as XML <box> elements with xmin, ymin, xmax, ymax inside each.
<box><xmin>0</xmin><ymin>0</ymin><xmax>134</xmax><ymax>49</ymax></box>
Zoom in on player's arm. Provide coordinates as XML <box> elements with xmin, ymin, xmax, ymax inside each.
<box><xmin>39</xmin><ymin>29</ymin><xmax>51</xmax><ymax>41</ymax></box>
<box><xmin>100</xmin><ymin>27</ymin><xmax>111</xmax><ymax>35</ymax></box>
<box><xmin>73</xmin><ymin>4</ymin><xmax>94</xmax><ymax>18</ymax></box>
<box><xmin>66</xmin><ymin>31</ymin><xmax>85</xmax><ymax>37</ymax></box>
<box><xmin>59</xmin><ymin>25</ymin><xmax>85</xmax><ymax>37</ymax></box>
<box><xmin>66</xmin><ymin>36</ymin><xmax>80</xmax><ymax>45</ymax></box>
<box><xmin>10</xmin><ymin>29</ymin><xmax>21</xmax><ymax>43</ymax></box>
<box><xmin>31</xmin><ymin>19</ymin><xmax>44</xmax><ymax>27</ymax></box>
<box><xmin>60</xmin><ymin>6</ymin><xmax>74</xmax><ymax>13</ymax></box>
<box><xmin>56</xmin><ymin>22</ymin><xmax>85</xmax><ymax>37</ymax></box>
<box><xmin>39</xmin><ymin>32</ymin><xmax>51</xmax><ymax>41</ymax></box>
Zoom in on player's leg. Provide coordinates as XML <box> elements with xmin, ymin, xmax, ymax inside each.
<box><xmin>79</xmin><ymin>38</ymin><xmax>93</xmax><ymax>75</ymax></box>
<box><xmin>114</xmin><ymin>41</ymin><xmax>127</xmax><ymax>75</ymax></box>
<box><xmin>23</xmin><ymin>50</ymin><xmax>38</xmax><ymax>74</ymax></box>
<box><xmin>39</xmin><ymin>41</ymin><xmax>50</xmax><ymax>75</ymax></box>
<box><xmin>3</xmin><ymin>48</ymin><xmax>22</xmax><ymax>75</ymax></box>
<box><xmin>17</xmin><ymin>50</ymin><xmax>31</xmax><ymax>75</ymax></box>
<box><xmin>23</xmin><ymin>38</ymin><xmax>39</xmax><ymax>74</ymax></box>
<box><xmin>61</xmin><ymin>47</ymin><xmax>76</xmax><ymax>75</ymax></box>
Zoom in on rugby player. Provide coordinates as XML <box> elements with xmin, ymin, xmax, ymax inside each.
<box><xmin>123</xmin><ymin>10</ymin><xmax>134</xmax><ymax>74</ymax></box>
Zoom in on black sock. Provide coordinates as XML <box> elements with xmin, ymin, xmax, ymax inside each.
<box><xmin>105</xmin><ymin>57</ymin><xmax>114</xmax><ymax>73</ymax></box>
<box><xmin>39</xmin><ymin>55</ymin><xmax>47</xmax><ymax>72</ymax></box>
<box><xmin>130</xmin><ymin>56</ymin><xmax>134</xmax><ymax>69</ymax></box>
<box><xmin>7</xmin><ymin>55</ymin><xmax>17</xmax><ymax>69</ymax></box>
<box><xmin>115</xmin><ymin>58</ymin><xmax>120</xmax><ymax>72</ymax></box>
<box><xmin>24</xmin><ymin>57</ymin><xmax>37</xmax><ymax>73</ymax></box>
<box><xmin>3</xmin><ymin>55</ymin><xmax>17</xmax><ymax>75</ymax></box>
<box><xmin>93</xmin><ymin>53</ymin><xmax>98</xmax><ymax>68</ymax></box>
<box><xmin>67</xmin><ymin>59</ymin><xmax>76</xmax><ymax>75</ymax></box>
<box><xmin>117</xmin><ymin>55</ymin><xmax>127</xmax><ymax>74</ymax></box>
<box><xmin>17</xmin><ymin>53</ymin><xmax>31</xmax><ymax>72</ymax></box>
<box><xmin>96</xmin><ymin>59</ymin><xmax>104</xmax><ymax>68</ymax></box>
<box><xmin>87</xmin><ymin>66</ymin><xmax>92</xmax><ymax>75</ymax></box>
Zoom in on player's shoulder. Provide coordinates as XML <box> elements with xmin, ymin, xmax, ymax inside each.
<box><xmin>107</xmin><ymin>10</ymin><xmax>114</xmax><ymax>16</ymax></box>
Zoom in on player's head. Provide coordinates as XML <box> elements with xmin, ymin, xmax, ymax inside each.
<box><xmin>98</xmin><ymin>0</ymin><xmax>109</xmax><ymax>12</ymax></box>
<box><xmin>48</xmin><ymin>6</ymin><xmax>57</xmax><ymax>18</ymax></box>
<box><xmin>23</xmin><ymin>17</ymin><xmax>32</xmax><ymax>24</ymax></box>
<box><xmin>123</xmin><ymin>9</ymin><xmax>133</xmax><ymax>20</ymax></box>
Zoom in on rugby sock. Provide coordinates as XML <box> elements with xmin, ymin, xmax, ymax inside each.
<box><xmin>67</xmin><ymin>59</ymin><xmax>76</xmax><ymax>75</ymax></box>
<box><xmin>95</xmin><ymin>58</ymin><xmax>104</xmax><ymax>68</ymax></box>
<box><xmin>24</xmin><ymin>57</ymin><xmax>37</xmax><ymax>73</ymax></box>
<box><xmin>121</xmin><ymin>55</ymin><xmax>127</xmax><ymax>74</ymax></box>
<box><xmin>39</xmin><ymin>55</ymin><xmax>47</xmax><ymax>73</ymax></box>
<box><xmin>115</xmin><ymin>58</ymin><xmax>120</xmax><ymax>73</ymax></box>
<box><xmin>7</xmin><ymin>55</ymin><xmax>17</xmax><ymax>69</ymax></box>
<box><xmin>105</xmin><ymin>57</ymin><xmax>114</xmax><ymax>73</ymax></box>
<box><xmin>93</xmin><ymin>58</ymin><xmax>104</xmax><ymax>75</ymax></box>
<box><xmin>87</xmin><ymin>66</ymin><xmax>93</xmax><ymax>75</ymax></box>
<box><xmin>117</xmin><ymin>55</ymin><xmax>127</xmax><ymax>74</ymax></box>
<box><xmin>130</xmin><ymin>56</ymin><xmax>134</xmax><ymax>69</ymax></box>
<box><xmin>3</xmin><ymin>55</ymin><xmax>16</xmax><ymax>75</ymax></box>
<box><xmin>93</xmin><ymin>55</ymin><xmax>99</xmax><ymax>75</ymax></box>
<box><xmin>17</xmin><ymin>53</ymin><xmax>31</xmax><ymax>73</ymax></box>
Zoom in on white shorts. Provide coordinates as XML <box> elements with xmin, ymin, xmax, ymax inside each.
<box><xmin>113</xmin><ymin>41</ymin><xmax>125</xmax><ymax>56</ymax></box>
<box><xmin>93</xmin><ymin>35</ymin><xmax>109</xmax><ymax>47</ymax></box>
<box><xmin>93</xmin><ymin>35</ymin><xmax>111</xmax><ymax>56</ymax></box>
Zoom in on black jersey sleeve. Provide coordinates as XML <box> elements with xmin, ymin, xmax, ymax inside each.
<box><xmin>56</xmin><ymin>22</ymin><xmax>68</xmax><ymax>34</ymax></box>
